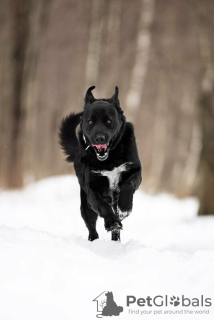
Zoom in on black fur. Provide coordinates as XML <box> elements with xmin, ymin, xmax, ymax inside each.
<box><xmin>59</xmin><ymin>86</ymin><xmax>142</xmax><ymax>241</ymax></box>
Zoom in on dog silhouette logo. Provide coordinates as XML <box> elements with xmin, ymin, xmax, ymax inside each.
<box><xmin>93</xmin><ymin>291</ymin><xmax>123</xmax><ymax>318</ymax></box>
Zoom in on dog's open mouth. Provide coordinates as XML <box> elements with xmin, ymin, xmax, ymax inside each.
<box><xmin>91</xmin><ymin>143</ymin><xmax>109</xmax><ymax>161</ymax></box>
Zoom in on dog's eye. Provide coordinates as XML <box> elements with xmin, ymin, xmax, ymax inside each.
<box><xmin>106</xmin><ymin>119</ymin><xmax>112</xmax><ymax>124</ymax></box>
<box><xmin>88</xmin><ymin>120</ymin><xmax>93</xmax><ymax>125</ymax></box>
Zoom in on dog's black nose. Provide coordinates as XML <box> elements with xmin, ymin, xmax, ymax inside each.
<box><xmin>94</xmin><ymin>133</ymin><xmax>105</xmax><ymax>144</ymax></box>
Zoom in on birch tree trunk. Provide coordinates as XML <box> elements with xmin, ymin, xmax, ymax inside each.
<box><xmin>125</xmin><ymin>0</ymin><xmax>155</xmax><ymax>124</ymax></box>
<box><xmin>85</xmin><ymin>0</ymin><xmax>105</xmax><ymax>87</ymax></box>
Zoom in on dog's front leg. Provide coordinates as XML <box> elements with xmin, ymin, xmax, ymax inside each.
<box><xmin>118</xmin><ymin>169</ymin><xmax>142</xmax><ymax>219</ymax></box>
<box><xmin>87</xmin><ymin>190</ymin><xmax>123</xmax><ymax>232</ymax></box>
<box><xmin>118</xmin><ymin>182</ymin><xmax>134</xmax><ymax>219</ymax></box>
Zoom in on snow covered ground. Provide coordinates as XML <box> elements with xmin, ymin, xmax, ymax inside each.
<box><xmin>0</xmin><ymin>175</ymin><xmax>214</xmax><ymax>320</ymax></box>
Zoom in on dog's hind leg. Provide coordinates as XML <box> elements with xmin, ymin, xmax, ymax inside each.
<box><xmin>80</xmin><ymin>188</ymin><xmax>99</xmax><ymax>241</ymax></box>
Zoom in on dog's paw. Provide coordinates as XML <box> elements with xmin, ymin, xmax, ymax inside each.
<box><xmin>105</xmin><ymin>219</ymin><xmax>123</xmax><ymax>232</ymax></box>
<box><xmin>88</xmin><ymin>232</ymin><xmax>99</xmax><ymax>241</ymax></box>
<box><xmin>118</xmin><ymin>209</ymin><xmax>130</xmax><ymax>221</ymax></box>
<box><xmin>118</xmin><ymin>184</ymin><xmax>133</xmax><ymax>212</ymax></box>
<box><xmin>111</xmin><ymin>229</ymin><xmax>121</xmax><ymax>241</ymax></box>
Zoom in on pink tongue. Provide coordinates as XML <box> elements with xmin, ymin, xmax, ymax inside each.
<box><xmin>91</xmin><ymin>144</ymin><xmax>107</xmax><ymax>151</ymax></box>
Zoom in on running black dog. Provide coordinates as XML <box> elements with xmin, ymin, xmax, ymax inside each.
<box><xmin>59</xmin><ymin>86</ymin><xmax>141</xmax><ymax>241</ymax></box>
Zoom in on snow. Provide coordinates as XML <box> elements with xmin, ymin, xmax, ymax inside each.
<box><xmin>0</xmin><ymin>175</ymin><xmax>214</xmax><ymax>319</ymax></box>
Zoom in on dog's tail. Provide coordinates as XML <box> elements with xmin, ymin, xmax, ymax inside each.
<box><xmin>59</xmin><ymin>112</ymin><xmax>83</xmax><ymax>162</ymax></box>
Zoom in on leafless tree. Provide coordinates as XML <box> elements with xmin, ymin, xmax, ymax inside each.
<box><xmin>100</xmin><ymin>299</ymin><xmax>106</xmax><ymax>310</ymax></box>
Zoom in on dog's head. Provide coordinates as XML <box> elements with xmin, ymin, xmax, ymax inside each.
<box><xmin>81</xmin><ymin>86</ymin><xmax>125</xmax><ymax>161</ymax></box>
<box><xmin>105</xmin><ymin>291</ymin><xmax>113</xmax><ymax>299</ymax></box>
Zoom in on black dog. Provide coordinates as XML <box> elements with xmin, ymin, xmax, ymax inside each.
<box><xmin>59</xmin><ymin>86</ymin><xmax>141</xmax><ymax>241</ymax></box>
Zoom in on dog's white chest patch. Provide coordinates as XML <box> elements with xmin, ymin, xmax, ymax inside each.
<box><xmin>92</xmin><ymin>162</ymin><xmax>132</xmax><ymax>190</ymax></box>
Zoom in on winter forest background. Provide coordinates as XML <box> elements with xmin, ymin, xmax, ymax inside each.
<box><xmin>1</xmin><ymin>0</ymin><xmax>214</xmax><ymax>216</ymax></box>
<box><xmin>1</xmin><ymin>2</ymin><xmax>214</xmax><ymax>319</ymax></box>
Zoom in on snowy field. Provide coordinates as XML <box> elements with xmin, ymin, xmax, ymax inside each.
<box><xmin>0</xmin><ymin>175</ymin><xmax>214</xmax><ymax>320</ymax></box>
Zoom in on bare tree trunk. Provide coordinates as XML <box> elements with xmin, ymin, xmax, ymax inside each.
<box><xmin>85</xmin><ymin>0</ymin><xmax>105</xmax><ymax>87</ymax></box>
<box><xmin>0</xmin><ymin>0</ymin><xmax>15</xmax><ymax>187</ymax></box>
<box><xmin>171</xmin><ymin>78</ymin><xmax>202</xmax><ymax>196</ymax></box>
<box><xmin>125</xmin><ymin>0</ymin><xmax>155</xmax><ymax>124</ymax></box>
<box><xmin>197</xmin><ymin>0</ymin><xmax>214</xmax><ymax>215</ymax></box>
<box><xmin>198</xmin><ymin>69</ymin><xmax>214</xmax><ymax>215</ymax></box>
<box><xmin>147</xmin><ymin>71</ymin><xmax>168</xmax><ymax>190</ymax></box>
<box><xmin>7</xmin><ymin>0</ymin><xmax>31</xmax><ymax>188</ymax></box>
<box><xmin>18</xmin><ymin>0</ymin><xmax>50</xmax><ymax>184</ymax></box>
<box><xmin>99</xmin><ymin>0</ymin><xmax>122</xmax><ymax>96</ymax></box>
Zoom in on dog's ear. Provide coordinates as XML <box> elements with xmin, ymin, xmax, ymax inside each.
<box><xmin>85</xmin><ymin>86</ymin><xmax>96</xmax><ymax>104</ymax></box>
<box><xmin>110</xmin><ymin>86</ymin><xmax>119</xmax><ymax>103</ymax></box>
